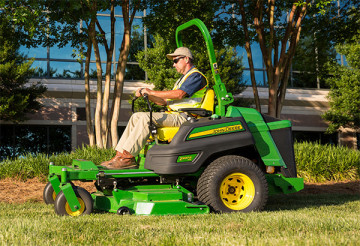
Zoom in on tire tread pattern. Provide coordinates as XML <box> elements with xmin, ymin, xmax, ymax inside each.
<box><xmin>197</xmin><ymin>155</ymin><xmax>268</xmax><ymax>213</ymax></box>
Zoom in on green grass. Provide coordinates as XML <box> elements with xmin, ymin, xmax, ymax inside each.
<box><xmin>0</xmin><ymin>145</ymin><xmax>116</xmax><ymax>181</ymax></box>
<box><xmin>0</xmin><ymin>194</ymin><xmax>359</xmax><ymax>245</ymax></box>
<box><xmin>295</xmin><ymin>142</ymin><xmax>360</xmax><ymax>182</ymax></box>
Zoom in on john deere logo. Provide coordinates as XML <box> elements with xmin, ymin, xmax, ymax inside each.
<box><xmin>187</xmin><ymin>122</ymin><xmax>244</xmax><ymax>140</ymax></box>
<box><xmin>177</xmin><ymin>154</ymin><xmax>198</xmax><ymax>163</ymax></box>
<box><xmin>213</xmin><ymin>125</ymin><xmax>243</xmax><ymax>134</ymax></box>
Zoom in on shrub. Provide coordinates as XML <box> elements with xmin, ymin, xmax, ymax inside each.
<box><xmin>294</xmin><ymin>141</ymin><xmax>360</xmax><ymax>182</ymax></box>
<box><xmin>0</xmin><ymin>145</ymin><xmax>115</xmax><ymax>181</ymax></box>
<box><xmin>0</xmin><ymin>143</ymin><xmax>359</xmax><ymax>183</ymax></box>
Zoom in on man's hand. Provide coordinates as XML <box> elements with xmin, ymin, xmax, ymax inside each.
<box><xmin>135</xmin><ymin>88</ymin><xmax>144</xmax><ymax>97</ymax></box>
<box><xmin>135</xmin><ymin>88</ymin><xmax>152</xmax><ymax>97</ymax></box>
<box><xmin>135</xmin><ymin>88</ymin><xmax>187</xmax><ymax>106</ymax></box>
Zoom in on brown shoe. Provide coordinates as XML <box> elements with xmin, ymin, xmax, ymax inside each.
<box><xmin>100</xmin><ymin>151</ymin><xmax>122</xmax><ymax>166</ymax></box>
<box><xmin>101</xmin><ymin>151</ymin><xmax>137</xmax><ymax>170</ymax></box>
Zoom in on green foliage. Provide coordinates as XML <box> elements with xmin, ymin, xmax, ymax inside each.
<box><xmin>292</xmin><ymin>29</ymin><xmax>337</xmax><ymax>88</ymax></box>
<box><xmin>0</xmin><ymin>0</ymin><xmax>92</xmax><ymax>48</ymax></box>
<box><xmin>143</xmin><ymin>1</ymin><xmax>223</xmax><ymax>46</ymax></box>
<box><xmin>323</xmin><ymin>0</ymin><xmax>360</xmax><ymax>44</ymax></box>
<box><xmin>136</xmin><ymin>35</ymin><xmax>181</xmax><ymax>91</ymax></box>
<box><xmin>0</xmin><ymin>145</ymin><xmax>116</xmax><ymax>181</ymax></box>
<box><xmin>291</xmin><ymin>1</ymin><xmax>360</xmax><ymax>89</ymax></box>
<box><xmin>195</xmin><ymin>46</ymin><xmax>245</xmax><ymax>95</ymax></box>
<box><xmin>1</xmin><ymin>196</ymin><xmax>360</xmax><ymax>245</ymax></box>
<box><xmin>322</xmin><ymin>35</ymin><xmax>360</xmax><ymax>132</ymax></box>
<box><xmin>295</xmin><ymin>141</ymin><xmax>360</xmax><ymax>182</ymax></box>
<box><xmin>0</xmin><ymin>14</ymin><xmax>46</xmax><ymax>122</ymax></box>
<box><xmin>1</xmin><ymin>143</ymin><xmax>359</xmax><ymax>183</ymax></box>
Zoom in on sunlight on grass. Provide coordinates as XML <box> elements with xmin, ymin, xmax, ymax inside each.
<box><xmin>0</xmin><ymin>194</ymin><xmax>359</xmax><ymax>245</ymax></box>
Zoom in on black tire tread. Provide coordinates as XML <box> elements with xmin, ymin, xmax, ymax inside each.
<box><xmin>54</xmin><ymin>186</ymin><xmax>93</xmax><ymax>216</ymax></box>
<box><xmin>43</xmin><ymin>182</ymin><xmax>56</xmax><ymax>205</ymax></box>
<box><xmin>197</xmin><ymin>155</ymin><xmax>268</xmax><ymax>213</ymax></box>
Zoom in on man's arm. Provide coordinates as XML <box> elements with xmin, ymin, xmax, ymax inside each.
<box><xmin>135</xmin><ymin>88</ymin><xmax>187</xmax><ymax>106</ymax></box>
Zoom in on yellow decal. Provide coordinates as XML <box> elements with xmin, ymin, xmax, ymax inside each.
<box><xmin>189</xmin><ymin>124</ymin><xmax>243</xmax><ymax>139</ymax></box>
<box><xmin>178</xmin><ymin>156</ymin><xmax>192</xmax><ymax>162</ymax></box>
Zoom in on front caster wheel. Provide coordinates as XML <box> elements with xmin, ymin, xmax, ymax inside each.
<box><xmin>43</xmin><ymin>182</ymin><xmax>57</xmax><ymax>205</ymax></box>
<box><xmin>117</xmin><ymin>206</ymin><xmax>131</xmax><ymax>215</ymax></box>
<box><xmin>54</xmin><ymin>186</ymin><xmax>93</xmax><ymax>216</ymax></box>
<box><xmin>197</xmin><ymin>155</ymin><xmax>268</xmax><ymax>213</ymax></box>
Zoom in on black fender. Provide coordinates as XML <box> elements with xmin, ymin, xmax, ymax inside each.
<box><xmin>145</xmin><ymin>117</ymin><xmax>254</xmax><ymax>174</ymax></box>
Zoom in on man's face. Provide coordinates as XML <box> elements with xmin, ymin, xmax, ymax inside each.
<box><xmin>173</xmin><ymin>56</ymin><xmax>187</xmax><ymax>74</ymax></box>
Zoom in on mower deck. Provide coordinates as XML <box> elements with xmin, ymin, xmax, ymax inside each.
<box><xmin>48</xmin><ymin>159</ymin><xmax>303</xmax><ymax>216</ymax></box>
<box><xmin>92</xmin><ymin>184</ymin><xmax>209</xmax><ymax>215</ymax></box>
<box><xmin>48</xmin><ymin>159</ymin><xmax>211</xmax><ymax>216</ymax></box>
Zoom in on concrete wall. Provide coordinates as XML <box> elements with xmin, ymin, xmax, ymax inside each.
<box><xmin>3</xmin><ymin>79</ymin><xmax>356</xmax><ymax>149</ymax></box>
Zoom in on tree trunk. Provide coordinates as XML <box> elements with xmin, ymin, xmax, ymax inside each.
<box><xmin>89</xmin><ymin>15</ymin><xmax>104</xmax><ymax>148</ymax></box>
<box><xmin>339</xmin><ymin>127</ymin><xmax>358</xmax><ymax>149</ymax></box>
<box><xmin>84</xmin><ymin>27</ymin><xmax>95</xmax><ymax>146</ymax></box>
<box><xmin>276</xmin><ymin>59</ymin><xmax>292</xmax><ymax>118</ymax></box>
<box><xmin>110</xmin><ymin>0</ymin><xmax>137</xmax><ymax>147</ymax></box>
<box><xmin>248</xmin><ymin>1</ymin><xmax>309</xmax><ymax>118</ymax></box>
<box><xmin>268</xmin><ymin>83</ymin><xmax>277</xmax><ymax>117</ymax></box>
<box><xmin>98</xmin><ymin>1</ymin><xmax>115</xmax><ymax>148</ymax></box>
<box><xmin>83</xmin><ymin>0</ymin><xmax>139</xmax><ymax>149</ymax></box>
<box><xmin>238</xmin><ymin>0</ymin><xmax>261</xmax><ymax>112</ymax></box>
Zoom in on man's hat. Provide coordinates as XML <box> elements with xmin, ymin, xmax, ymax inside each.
<box><xmin>166</xmin><ymin>47</ymin><xmax>194</xmax><ymax>60</ymax></box>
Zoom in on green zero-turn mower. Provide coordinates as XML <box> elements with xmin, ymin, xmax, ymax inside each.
<box><xmin>43</xmin><ymin>19</ymin><xmax>304</xmax><ymax>216</ymax></box>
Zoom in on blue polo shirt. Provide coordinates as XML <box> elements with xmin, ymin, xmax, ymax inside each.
<box><xmin>178</xmin><ymin>66</ymin><xmax>207</xmax><ymax>97</ymax></box>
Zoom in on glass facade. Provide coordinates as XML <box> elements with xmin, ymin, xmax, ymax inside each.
<box><xmin>18</xmin><ymin>6</ymin><xmax>342</xmax><ymax>89</ymax></box>
<box><xmin>20</xmin><ymin>10</ymin><xmax>146</xmax><ymax>81</ymax></box>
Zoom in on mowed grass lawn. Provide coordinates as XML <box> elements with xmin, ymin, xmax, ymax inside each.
<box><xmin>0</xmin><ymin>193</ymin><xmax>359</xmax><ymax>245</ymax></box>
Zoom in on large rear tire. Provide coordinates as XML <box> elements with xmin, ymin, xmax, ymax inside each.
<box><xmin>197</xmin><ymin>155</ymin><xmax>268</xmax><ymax>213</ymax></box>
<box><xmin>54</xmin><ymin>186</ymin><xmax>93</xmax><ymax>216</ymax></box>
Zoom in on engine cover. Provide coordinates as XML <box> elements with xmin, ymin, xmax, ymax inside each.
<box><xmin>144</xmin><ymin>116</ymin><xmax>254</xmax><ymax>174</ymax></box>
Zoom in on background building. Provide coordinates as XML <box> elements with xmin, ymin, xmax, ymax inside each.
<box><xmin>1</xmin><ymin>4</ymin><xmax>358</xmax><ymax>159</ymax></box>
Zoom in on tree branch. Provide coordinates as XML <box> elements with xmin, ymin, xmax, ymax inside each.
<box><xmin>96</xmin><ymin>20</ymin><xmax>109</xmax><ymax>53</ymax></box>
<box><xmin>279</xmin><ymin>3</ymin><xmax>297</xmax><ymax>68</ymax></box>
<box><xmin>238</xmin><ymin>0</ymin><xmax>261</xmax><ymax>112</ymax></box>
<box><xmin>269</xmin><ymin>0</ymin><xmax>275</xmax><ymax>67</ymax></box>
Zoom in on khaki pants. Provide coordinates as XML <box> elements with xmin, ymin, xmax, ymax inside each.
<box><xmin>115</xmin><ymin>112</ymin><xmax>187</xmax><ymax>156</ymax></box>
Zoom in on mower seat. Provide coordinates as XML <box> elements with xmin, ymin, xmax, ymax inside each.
<box><xmin>157</xmin><ymin>89</ymin><xmax>215</xmax><ymax>142</ymax></box>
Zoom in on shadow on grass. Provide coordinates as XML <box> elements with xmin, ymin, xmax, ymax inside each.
<box><xmin>266</xmin><ymin>193</ymin><xmax>360</xmax><ymax>211</ymax></box>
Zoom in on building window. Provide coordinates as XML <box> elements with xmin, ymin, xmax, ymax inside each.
<box><xmin>20</xmin><ymin>10</ymin><xmax>147</xmax><ymax>82</ymax></box>
<box><xmin>76</xmin><ymin>108</ymin><xmax>87</xmax><ymax>121</ymax></box>
<box><xmin>0</xmin><ymin>125</ymin><xmax>71</xmax><ymax>160</ymax></box>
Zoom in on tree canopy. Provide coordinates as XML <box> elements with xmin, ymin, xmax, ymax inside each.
<box><xmin>143</xmin><ymin>1</ymin><xmax>343</xmax><ymax>117</ymax></box>
<box><xmin>0</xmin><ymin>13</ymin><xmax>46</xmax><ymax>122</ymax></box>
<box><xmin>322</xmin><ymin>35</ymin><xmax>360</xmax><ymax>133</ymax></box>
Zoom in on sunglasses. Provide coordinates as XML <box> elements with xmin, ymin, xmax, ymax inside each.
<box><xmin>173</xmin><ymin>57</ymin><xmax>185</xmax><ymax>64</ymax></box>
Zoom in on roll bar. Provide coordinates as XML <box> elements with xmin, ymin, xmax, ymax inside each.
<box><xmin>175</xmin><ymin>18</ymin><xmax>234</xmax><ymax>116</ymax></box>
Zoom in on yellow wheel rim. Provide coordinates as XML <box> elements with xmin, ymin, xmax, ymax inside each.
<box><xmin>52</xmin><ymin>191</ymin><xmax>57</xmax><ymax>201</ymax></box>
<box><xmin>65</xmin><ymin>198</ymin><xmax>85</xmax><ymax>216</ymax></box>
<box><xmin>220</xmin><ymin>173</ymin><xmax>255</xmax><ymax>210</ymax></box>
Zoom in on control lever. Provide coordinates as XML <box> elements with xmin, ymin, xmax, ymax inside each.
<box><xmin>142</xmin><ymin>93</ymin><xmax>157</xmax><ymax>138</ymax></box>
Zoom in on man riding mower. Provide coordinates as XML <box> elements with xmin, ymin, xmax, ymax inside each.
<box><xmin>43</xmin><ymin>19</ymin><xmax>303</xmax><ymax>216</ymax></box>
